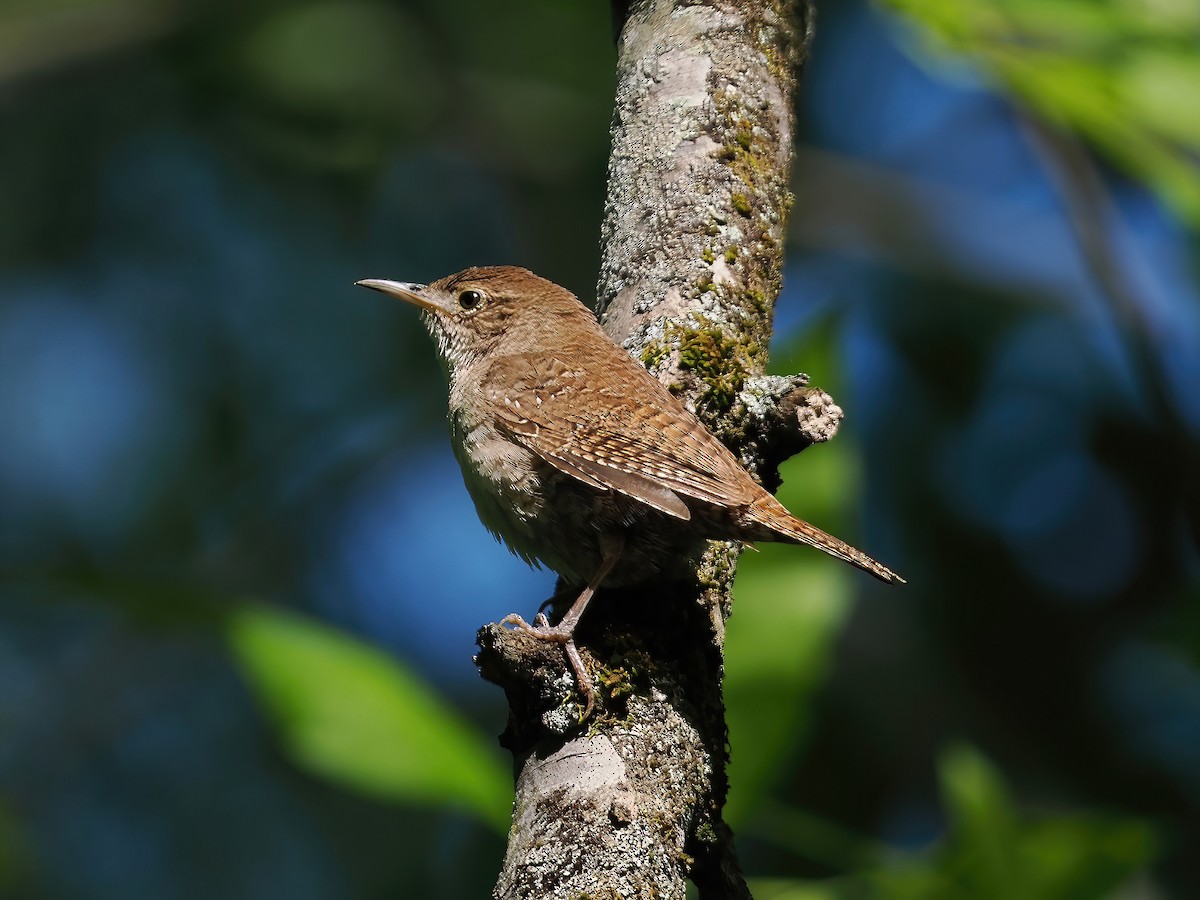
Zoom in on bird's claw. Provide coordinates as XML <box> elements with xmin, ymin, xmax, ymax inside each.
<box><xmin>499</xmin><ymin>612</ymin><xmax>596</xmax><ymax>718</ymax></box>
<box><xmin>500</xmin><ymin>612</ymin><xmax>569</xmax><ymax>642</ymax></box>
<box><xmin>563</xmin><ymin>639</ymin><xmax>595</xmax><ymax>718</ymax></box>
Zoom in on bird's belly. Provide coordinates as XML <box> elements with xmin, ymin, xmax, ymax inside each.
<box><xmin>451</xmin><ymin>419</ymin><xmax>707</xmax><ymax>587</ymax></box>
<box><xmin>453</xmin><ymin>422</ymin><xmax>548</xmax><ymax>561</ymax></box>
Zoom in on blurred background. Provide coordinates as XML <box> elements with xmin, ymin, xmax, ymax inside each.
<box><xmin>0</xmin><ymin>0</ymin><xmax>1197</xmax><ymax>897</ymax></box>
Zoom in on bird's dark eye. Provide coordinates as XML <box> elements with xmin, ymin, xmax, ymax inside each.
<box><xmin>458</xmin><ymin>289</ymin><xmax>484</xmax><ymax>310</ymax></box>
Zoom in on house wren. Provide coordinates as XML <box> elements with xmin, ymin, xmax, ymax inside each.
<box><xmin>357</xmin><ymin>266</ymin><xmax>903</xmax><ymax>712</ymax></box>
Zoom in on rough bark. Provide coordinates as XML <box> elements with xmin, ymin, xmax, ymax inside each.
<box><xmin>477</xmin><ymin>1</ymin><xmax>819</xmax><ymax>897</ymax></box>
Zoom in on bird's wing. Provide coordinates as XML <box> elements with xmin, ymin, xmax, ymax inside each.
<box><xmin>484</xmin><ymin>348</ymin><xmax>758</xmax><ymax>520</ymax></box>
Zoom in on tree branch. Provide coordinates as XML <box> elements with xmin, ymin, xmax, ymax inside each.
<box><xmin>477</xmin><ymin>2</ymin><xmax>815</xmax><ymax>896</ymax></box>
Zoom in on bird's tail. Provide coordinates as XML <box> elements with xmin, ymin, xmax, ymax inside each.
<box><xmin>746</xmin><ymin>495</ymin><xmax>906</xmax><ymax>585</ymax></box>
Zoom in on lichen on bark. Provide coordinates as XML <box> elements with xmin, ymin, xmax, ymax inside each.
<box><xmin>598</xmin><ymin>0</ymin><xmax>803</xmax><ymax>445</ymax></box>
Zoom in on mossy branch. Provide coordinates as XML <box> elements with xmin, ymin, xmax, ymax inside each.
<box><xmin>479</xmin><ymin>2</ymin><xmax>816</xmax><ymax>898</ymax></box>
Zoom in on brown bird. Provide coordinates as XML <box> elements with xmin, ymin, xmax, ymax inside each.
<box><xmin>357</xmin><ymin>266</ymin><xmax>903</xmax><ymax>712</ymax></box>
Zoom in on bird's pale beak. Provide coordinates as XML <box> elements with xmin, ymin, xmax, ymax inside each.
<box><xmin>355</xmin><ymin>279</ymin><xmax>443</xmax><ymax>314</ymax></box>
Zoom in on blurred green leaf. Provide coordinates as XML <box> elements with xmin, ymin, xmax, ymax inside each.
<box><xmin>237</xmin><ymin>1</ymin><xmax>436</xmax><ymax>118</ymax></box>
<box><xmin>727</xmin><ymin>436</ymin><xmax>861</xmax><ymax>826</ymax></box>
<box><xmin>0</xmin><ymin>0</ymin><xmax>181</xmax><ymax>86</ymax></box>
<box><xmin>776</xmin><ymin>441</ymin><xmax>863</xmax><ymax>525</ymax></box>
<box><xmin>935</xmin><ymin>744</ymin><xmax>1157</xmax><ymax>899</ymax></box>
<box><xmin>228</xmin><ymin>606</ymin><xmax>511</xmax><ymax>832</ymax></box>
<box><xmin>938</xmin><ymin>743</ymin><xmax>1020</xmax><ymax>899</ymax></box>
<box><xmin>750</xmin><ymin>879</ymin><xmax>841</xmax><ymax>900</ymax></box>
<box><xmin>1121</xmin><ymin>50</ymin><xmax>1200</xmax><ymax>145</ymax></box>
<box><xmin>1019</xmin><ymin>815</ymin><xmax>1157</xmax><ymax>900</ymax></box>
<box><xmin>881</xmin><ymin>0</ymin><xmax>1200</xmax><ymax>227</ymax></box>
<box><xmin>727</xmin><ymin>560</ymin><xmax>853</xmax><ymax>825</ymax></box>
<box><xmin>727</xmin><ymin>326</ymin><xmax>862</xmax><ymax>826</ymax></box>
<box><xmin>227</xmin><ymin>0</ymin><xmax>441</xmax><ymax>172</ymax></box>
<box><xmin>747</xmin><ymin>744</ymin><xmax>1157</xmax><ymax>899</ymax></box>
<box><xmin>770</xmin><ymin>311</ymin><xmax>846</xmax><ymax>402</ymax></box>
<box><xmin>0</xmin><ymin>799</ymin><xmax>28</xmax><ymax>894</ymax></box>
<box><xmin>751</xmin><ymin>801</ymin><xmax>889</xmax><ymax>872</ymax></box>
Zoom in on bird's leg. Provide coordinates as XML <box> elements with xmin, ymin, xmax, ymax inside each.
<box><xmin>501</xmin><ymin>533</ymin><xmax>623</xmax><ymax>640</ymax></box>
<box><xmin>500</xmin><ymin>533</ymin><xmax>624</xmax><ymax>716</ymax></box>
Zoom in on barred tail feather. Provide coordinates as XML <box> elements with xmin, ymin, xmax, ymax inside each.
<box><xmin>747</xmin><ymin>495</ymin><xmax>906</xmax><ymax>585</ymax></box>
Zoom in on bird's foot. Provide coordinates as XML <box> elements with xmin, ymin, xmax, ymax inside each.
<box><xmin>500</xmin><ymin>612</ymin><xmax>570</xmax><ymax>641</ymax></box>
<box><xmin>499</xmin><ymin>613</ymin><xmax>595</xmax><ymax>718</ymax></box>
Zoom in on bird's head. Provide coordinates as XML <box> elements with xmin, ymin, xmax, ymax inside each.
<box><xmin>356</xmin><ymin>265</ymin><xmax>596</xmax><ymax>375</ymax></box>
